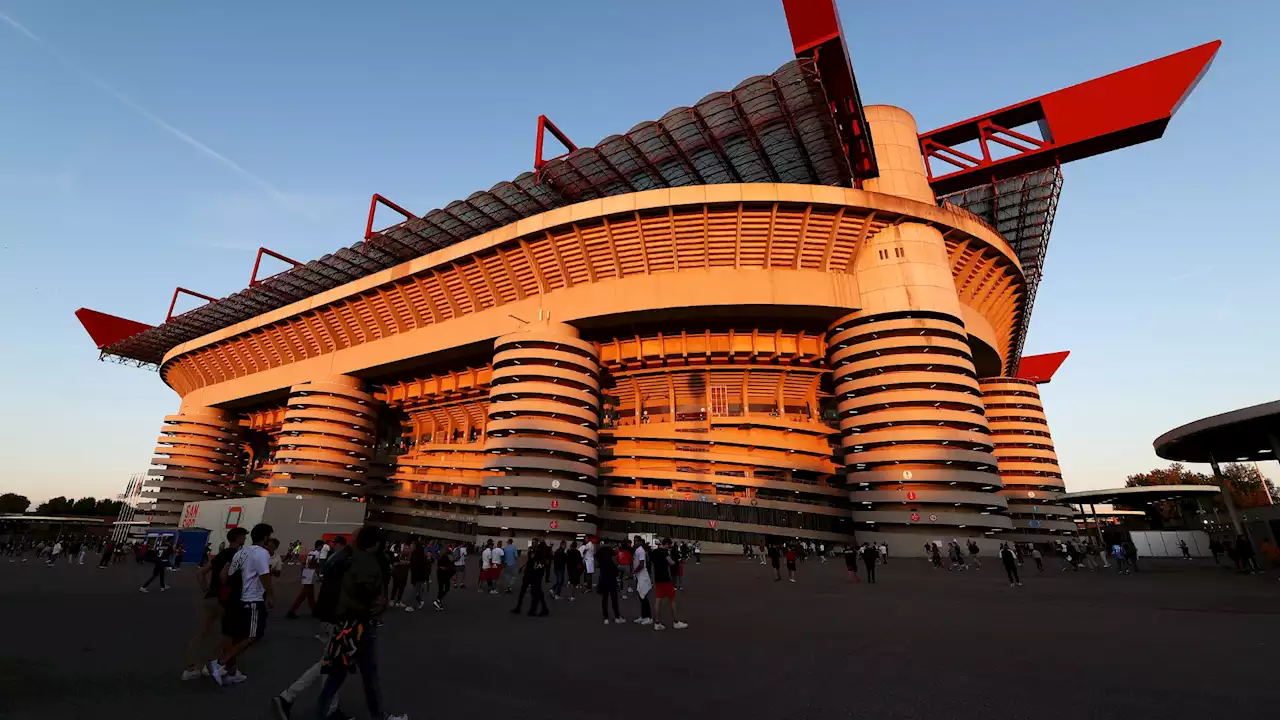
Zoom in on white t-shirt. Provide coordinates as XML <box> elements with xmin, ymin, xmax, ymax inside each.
<box><xmin>269</xmin><ymin>553</ymin><xmax>283</xmax><ymax>576</ymax></box>
<box><xmin>453</xmin><ymin>546</ymin><xmax>467</xmax><ymax>567</ymax></box>
<box><xmin>631</xmin><ymin>545</ymin><xmax>646</xmax><ymax>572</ymax></box>
<box><xmin>318</xmin><ymin>543</ymin><xmax>331</xmax><ymax>560</ymax></box>
<box><xmin>582</xmin><ymin>541</ymin><xmax>596</xmax><ymax>572</ymax></box>
<box><xmin>301</xmin><ymin>551</ymin><xmax>319</xmax><ymax>585</ymax></box>
<box><xmin>481</xmin><ymin>547</ymin><xmax>495</xmax><ymax>570</ymax></box>
<box><xmin>229</xmin><ymin>544</ymin><xmax>272</xmax><ymax>602</ymax></box>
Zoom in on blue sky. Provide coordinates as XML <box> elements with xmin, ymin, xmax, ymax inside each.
<box><xmin>1</xmin><ymin>0</ymin><xmax>1276</xmax><ymax>504</ymax></box>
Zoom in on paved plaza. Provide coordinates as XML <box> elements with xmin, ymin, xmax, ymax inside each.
<box><xmin>3</xmin><ymin>554</ymin><xmax>1279</xmax><ymax>719</ymax></box>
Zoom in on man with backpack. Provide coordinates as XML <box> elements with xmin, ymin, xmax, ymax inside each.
<box><xmin>272</xmin><ymin>536</ymin><xmax>352</xmax><ymax>718</ymax></box>
<box><xmin>182</xmin><ymin>527</ymin><xmax>246</xmax><ymax>680</ymax></box>
<box><xmin>208</xmin><ymin>523</ymin><xmax>274</xmax><ymax>686</ymax></box>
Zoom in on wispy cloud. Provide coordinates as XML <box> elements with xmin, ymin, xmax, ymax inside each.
<box><xmin>0</xmin><ymin>12</ymin><xmax>302</xmax><ymax>215</ymax></box>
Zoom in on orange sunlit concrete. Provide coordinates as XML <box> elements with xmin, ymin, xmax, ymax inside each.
<box><xmin>132</xmin><ymin>106</ymin><xmax>1074</xmax><ymax>549</ymax></box>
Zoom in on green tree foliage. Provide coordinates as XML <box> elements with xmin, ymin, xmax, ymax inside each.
<box><xmin>1126</xmin><ymin>462</ymin><xmax>1277</xmax><ymax>510</ymax></box>
<box><xmin>33</xmin><ymin>496</ymin><xmax>125</xmax><ymax>516</ymax></box>
<box><xmin>0</xmin><ymin>493</ymin><xmax>31</xmax><ymax>513</ymax></box>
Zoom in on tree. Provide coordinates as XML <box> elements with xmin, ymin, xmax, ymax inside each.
<box><xmin>71</xmin><ymin>497</ymin><xmax>99</xmax><ymax>515</ymax></box>
<box><xmin>0</xmin><ymin>493</ymin><xmax>31</xmax><ymax>513</ymax></box>
<box><xmin>36</xmin><ymin>496</ymin><xmax>73</xmax><ymax>515</ymax></box>
<box><xmin>94</xmin><ymin>498</ymin><xmax>124</xmax><ymax>517</ymax></box>
<box><xmin>1124</xmin><ymin>462</ymin><xmax>1276</xmax><ymax>517</ymax></box>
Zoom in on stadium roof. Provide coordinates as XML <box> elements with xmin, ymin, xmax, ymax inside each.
<box><xmin>82</xmin><ymin>58</ymin><xmax>858</xmax><ymax>368</ymax></box>
<box><xmin>1058</xmin><ymin>485</ymin><xmax>1221</xmax><ymax>505</ymax></box>
<box><xmin>1154</xmin><ymin>399</ymin><xmax>1280</xmax><ymax>464</ymax></box>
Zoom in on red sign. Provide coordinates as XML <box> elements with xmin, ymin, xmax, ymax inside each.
<box><xmin>550</xmin><ymin>500</ymin><xmax>559</xmax><ymax>509</ymax></box>
<box><xmin>906</xmin><ymin>491</ymin><xmax>917</xmax><ymax>501</ymax></box>
<box><xmin>928</xmin><ymin>513</ymin><xmax>938</xmax><ymax>522</ymax></box>
<box><xmin>180</xmin><ymin>503</ymin><xmax>200</xmax><ymax>529</ymax></box>
<box><xmin>684</xmin><ymin>493</ymin><xmax>692</xmax><ymax>501</ymax></box>
<box><xmin>549</xmin><ymin>520</ymin><xmax>559</xmax><ymax>530</ymax></box>
<box><xmin>910</xmin><ymin>512</ymin><xmax>920</xmax><ymax>522</ymax></box>
<box><xmin>225</xmin><ymin>506</ymin><xmax>243</xmax><ymax>529</ymax></box>
<box><xmin>709</xmin><ymin>520</ymin><xmax>717</xmax><ymax>529</ymax></box>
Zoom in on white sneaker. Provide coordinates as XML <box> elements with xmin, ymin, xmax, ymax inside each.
<box><xmin>404</xmin><ymin>606</ymin><xmax>414</xmax><ymax>613</ymax></box>
<box><xmin>673</xmin><ymin>621</ymin><xmax>688</xmax><ymax>629</ymax></box>
<box><xmin>138</xmin><ymin>587</ymin><xmax>147</xmax><ymax>593</ymax></box>
<box><xmin>207</xmin><ymin>661</ymin><xmax>225</xmax><ymax>686</ymax></box>
<box><xmin>181</xmin><ymin>669</ymin><xmax>202</xmax><ymax>681</ymax></box>
<box><xmin>225</xmin><ymin>670</ymin><xmax>247</xmax><ymax>684</ymax></box>
<box><xmin>633</xmin><ymin>617</ymin><xmax>646</xmax><ymax>624</ymax></box>
<box><xmin>789</xmin><ymin>578</ymin><xmax>796</xmax><ymax>583</ymax></box>
<box><xmin>653</xmin><ymin>623</ymin><xmax>666</xmax><ymax>631</ymax></box>
<box><xmin>162</xmin><ymin>586</ymin><xmax>170</xmax><ymax>591</ymax></box>
<box><xmin>1010</xmin><ymin>583</ymin><xmax>1016</xmax><ymax>587</ymax></box>
<box><xmin>603</xmin><ymin>619</ymin><xmax>610</xmax><ymax>626</ymax></box>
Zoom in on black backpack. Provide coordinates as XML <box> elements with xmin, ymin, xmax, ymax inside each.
<box><xmin>219</xmin><ymin>557</ymin><xmax>244</xmax><ymax>605</ymax></box>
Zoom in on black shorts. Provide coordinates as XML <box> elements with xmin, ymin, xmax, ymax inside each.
<box><xmin>786</xmin><ymin>561</ymin><xmax>797</xmax><ymax>571</ymax></box>
<box><xmin>223</xmin><ymin>601</ymin><xmax>268</xmax><ymax>641</ymax></box>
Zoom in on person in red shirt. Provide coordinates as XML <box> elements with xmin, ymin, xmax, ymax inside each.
<box><xmin>785</xmin><ymin>544</ymin><xmax>798</xmax><ymax>583</ymax></box>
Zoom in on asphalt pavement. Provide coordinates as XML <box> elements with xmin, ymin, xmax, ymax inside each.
<box><xmin>2</xmin><ymin>552</ymin><xmax>1279</xmax><ymax>719</ymax></box>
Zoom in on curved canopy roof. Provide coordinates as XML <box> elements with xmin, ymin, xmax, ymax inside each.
<box><xmin>1153</xmin><ymin>399</ymin><xmax>1280</xmax><ymax>463</ymax></box>
<box><xmin>1058</xmin><ymin>485</ymin><xmax>1221</xmax><ymax>506</ymax></box>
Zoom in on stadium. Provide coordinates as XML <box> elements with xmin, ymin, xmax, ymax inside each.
<box><xmin>76</xmin><ymin>1</ymin><xmax>1218</xmax><ymax>550</ymax></box>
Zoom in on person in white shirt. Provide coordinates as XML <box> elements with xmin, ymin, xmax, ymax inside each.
<box><xmin>479</xmin><ymin>541</ymin><xmax>496</xmax><ymax>593</ymax></box>
<box><xmin>581</xmin><ymin>538</ymin><xmax>597</xmax><ymax>589</ymax></box>
<box><xmin>452</xmin><ymin>543</ymin><xmax>468</xmax><ymax>588</ymax></box>
<box><xmin>318</xmin><ymin>541</ymin><xmax>331</xmax><ymax>561</ymax></box>
<box><xmin>208</xmin><ymin>523</ymin><xmax>274</xmax><ymax>686</ymax></box>
<box><xmin>266</xmin><ymin>538</ymin><xmax>284</xmax><ymax>577</ymax></box>
<box><xmin>630</xmin><ymin>537</ymin><xmax>652</xmax><ymax>625</ymax></box>
<box><xmin>286</xmin><ymin>540</ymin><xmax>323</xmax><ymax>619</ymax></box>
<box><xmin>47</xmin><ymin>541</ymin><xmax>63</xmax><ymax>567</ymax></box>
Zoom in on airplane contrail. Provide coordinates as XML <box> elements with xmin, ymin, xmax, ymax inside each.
<box><xmin>0</xmin><ymin>12</ymin><xmax>299</xmax><ymax>213</ymax></box>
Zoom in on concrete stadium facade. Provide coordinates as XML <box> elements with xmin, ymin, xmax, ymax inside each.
<box><xmin>139</xmin><ymin>105</ymin><xmax>1073</xmax><ymax>549</ymax></box>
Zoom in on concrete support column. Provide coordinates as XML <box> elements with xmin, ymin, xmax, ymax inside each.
<box><xmin>148</xmin><ymin>406</ymin><xmax>241</xmax><ymax>526</ymax></box>
<box><xmin>980</xmin><ymin>377</ymin><xmax>1075</xmax><ymax>538</ymax></box>
<box><xmin>1208</xmin><ymin>454</ymin><xmax>1245</xmax><ymax>537</ymax></box>
<box><xmin>483</xmin><ymin>321</ymin><xmax>601</xmax><ymax>542</ymax></box>
<box><xmin>272</xmin><ymin>375</ymin><xmax>377</xmax><ymax>498</ymax></box>
<box><xmin>832</xmin><ymin>105</ymin><xmax>1008</xmax><ymax>545</ymax></box>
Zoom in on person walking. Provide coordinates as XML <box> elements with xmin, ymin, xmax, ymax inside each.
<box><xmin>565</xmin><ymin>541</ymin><xmax>583</xmax><ymax>600</ymax></box>
<box><xmin>97</xmin><ymin>540</ymin><xmax>114</xmax><ymax>569</ymax></box>
<box><xmin>47</xmin><ymin>539</ymin><xmax>63</xmax><ymax>567</ymax></box>
<box><xmin>451</xmin><ymin>542</ymin><xmax>467</xmax><ymax>588</ymax></box>
<box><xmin>784</xmin><ymin>544</ymin><xmax>798</xmax><ymax>583</ymax></box>
<box><xmin>1122</xmin><ymin>539</ymin><xmax>1140</xmax><ymax>573</ymax></box>
<box><xmin>1178</xmin><ymin>539</ymin><xmax>1191</xmax><ymax>560</ymax></box>
<box><xmin>310</xmin><ymin>527</ymin><xmax>410</xmax><ymax>720</ymax></box>
<box><xmin>1209</xmin><ymin>538</ymin><xmax>1223</xmax><ymax>565</ymax></box>
<box><xmin>598</xmin><ymin>542</ymin><xmax>622</xmax><ymax>624</ymax></box>
<box><xmin>1112</xmin><ymin>543</ymin><xmax>1128</xmax><ymax>574</ymax></box>
<box><xmin>182</xmin><ymin>527</ymin><xmax>246</xmax><ymax>680</ymax></box>
<box><xmin>616</xmin><ymin>543</ymin><xmax>632</xmax><ymax>599</ymax></box>
<box><xmin>208</xmin><ymin>523</ymin><xmax>275</xmax><ymax>686</ymax></box>
<box><xmin>511</xmin><ymin>538</ymin><xmax>550</xmax><ymax>616</ymax></box>
<box><xmin>140</xmin><ymin>542</ymin><xmax>171</xmax><ymax>591</ymax></box>
<box><xmin>1032</xmin><ymin>546</ymin><xmax>1044</xmax><ymax>572</ymax></box>
<box><xmin>271</xmin><ymin>537</ymin><xmax>353</xmax><ymax>718</ymax></box>
<box><xmin>77</xmin><ymin>542</ymin><xmax>88</xmax><ymax>565</ymax></box>
<box><xmin>843</xmin><ymin>545</ymin><xmax>861</xmax><ymax>583</ymax></box>
<box><xmin>649</xmin><ymin>538</ymin><xmax>687</xmax><ymax>630</ymax></box>
<box><xmin>551</xmin><ymin>540</ymin><xmax>568</xmax><ymax>599</ymax></box>
<box><xmin>1236</xmin><ymin>534</ymin><xmax>1260</xmax><ymax>573</ymax></box>
<box><xmin>768</xmin><ymin>543</ymin><xmax>782</xmax><ymax>581</ymax></box>
<box><xmin>581</xmin><ymin>537</ymin><xmax>597</xmax><ymax>590</ymax></box>
<box><xmin>388</xmin><ymin>546</ymin><xmax>410</xmax><ymax>608</ymax></box>
<box><xmin>693</xmin><ymin>541</ymin><xmax>701</xmax><ymax>565</ymax></box>
<box><xmin>879</xmin><ymin>542</ymin><xmax>888</xmax><ymax>565</ymax></box>
<box><xmin>433</xmin><ymin>546</ymin><xmax>454</xmax><ymax>611</ymax></box>
<box><xmin>479</xmin><ymin>540</ymin><xmax>496</xmax><ymax>594</ymax></box>
<box><xmin>1000</xmin><ymin>543</ymin><xmax>1022</xmax><ymax>587</ymax></box>
<box><xmin>286</xmin><ymin>540</ymin><xmax>324</xmax><ymax>619</ymax></box>
<box><xmin>502</xmin><ymin>539</ymin><xmax>519</xmax><ymax>594</ymax></box>
<box><xmin>486</xmin><ymin>538</ymin><xmax>503</xmax><ymax>593</ymax></box>
<box><xmin>860</xmin><ymin>542</ymin><xmax>878</xmax><ymax>584</ymax></box>
<box><xmin>405</xmin><ymin>541</ymin><xmax>431</xmax><ymax>609</ymax></box>
<box><xmin>967</xmin><ymin>540</ymin><xmax>982</xmax><ymax>569</ymax></box>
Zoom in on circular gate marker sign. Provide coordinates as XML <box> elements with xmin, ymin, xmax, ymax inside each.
<box><xmin>551</xmin><ymin>479</ymin><xmax>561</xmax><ymax>489</ymax></box>
<box><xmin>906</xmin><ymin>491</ymin><xmax>917</xmax><ymax>501</ymax></box>
<box><xmin>902</xmin><ymin>470</ymin><xmax>913</xmax><ymax>480</ymax></box>
<box><xmin>550</xmin><ymin>500</ymin><xmax>559</xmax><ymax>509</ymax></box>
<box><xmin>709</xmin><ymin>520</ymin><xmax>717</xmax><ymax>529</ymax></box>
<box><xmin>929</xmin><ymin>513</ymin><xmax>938</xmax><ymax>522</ymax></box>
<box><xmin>549</xmin><ymin>520</ymin><xmax>559</xmax><ymax>530</ymax></box>
<box><xmin>910</xmin><ymin>512</ymin><xmax>921</xmax><ymax>522</ymax></box>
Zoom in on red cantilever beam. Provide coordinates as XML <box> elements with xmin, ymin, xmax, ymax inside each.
<box><xmin>364</xmin><ymin>193</ymin><xmax>417</xmax><ymax>241</ymax></box>
<box><xmin>249</xmin><ymin>246</ymin><xmax>302</xmax><ymax>286</ymax></box>
<box><xmin>780</xmin><ymin>0</ymin><xmax>877</xmax><ymax>182</ymax></box>
<box><xmin>1016</xmin><ymin>351</ymin><xmax>1070</xmax><ymax>384</ymax></box>
<box><xmin>165</xmin><ymin>287</ymin><xmax>218</xmax><ymax>322</ymax></box>
<box><xmin>74</xmin><ymin>308</ymin><xmax>153</xmax><ymax>350</ymax></box>
<box><xmin>534</xmin><ymin>115</ymin><xmax>577</xmax><ymax>171</ymax></box>
<box><xmin>920</xmin><ymin>40</ymin><xmax>1220</xmax><ymax>195</ymax></box>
